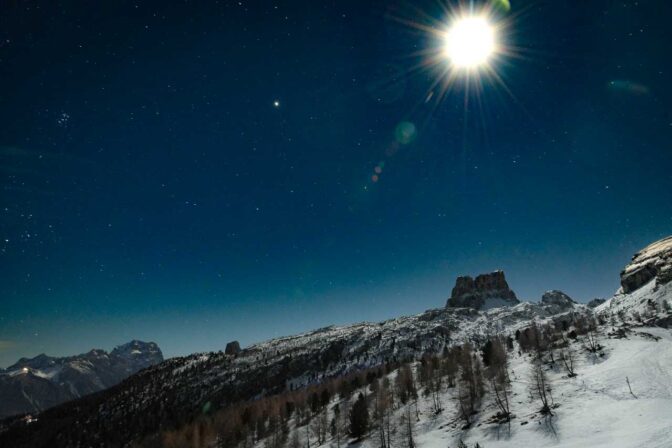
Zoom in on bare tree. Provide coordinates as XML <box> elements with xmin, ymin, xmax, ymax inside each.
<box><xmin>289</xmin><ymin>428</ymin><xmax>301</xmax><ymax>448</ymax></box>
<box><xmin>456</xmin><ymin>343</ymin><xmax>484</xmax><ymax>425</ymax></box>
<box><xmin>484</xmin><ymin>337</ymin><xmax>511</xmax><ymax>420</ymax></box>
<box><xmin>395</xmin><ymin>363</ymin><xmax>419</xmax><ymax>419</ymax></box>
<box><xmin>442</xmin><ymin>351</ymin><xmax>458</xmax><ymax>388</ymax></box>
<box><xmin>338</xmin><ymin>397</ymin><xmax>352</xmax><ymax>446</ymax></box>
<box><xmin>559</xmin><ymin>345</ymin><xmax>576</xmax><ymax>377</ymax></box>
<box><xmin>373</xmin><ymin>377</ymin><xmax>393</xmax><ymax>448</ymax></box>
<box><xmin>584</xmin><ymin>322</ymin><xmax>601</xmax><ymax>354</ymax></box>
<box><xmin>330</xmin><ymin>404</ymin><xmax>342</xmax><ymax>448</ymax></box>
<box><xmin>399</xmin><ymin>404</ymin><xmax>415</xmax><ymax>448</ymax></box>
<box><xmin>309</xmin><ymin>410</ymin><xmax>327</xmax><ymax>445</ymax></box>
<box><xmin>419</xmin><ymin>355</ymin><xmax>443</xmax><ymax>415</ymax></box>
<box><xmin>531</xmin><ymin>361</ymin><xmax>553</xmax><ymax>415</ymax></box>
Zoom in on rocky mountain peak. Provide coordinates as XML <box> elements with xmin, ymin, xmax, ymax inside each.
<box><xmin>541</xmin><ymin>290</ymin><xmax>575</xmax><ymax>306</ymax></box>
<box><xmin>111</xmin><ymin>340</ymin><xmax>162</xmax><ymax>359</ymax></box>
<box><xmin>0</xmin><ymin>340</ymin><xmax>163</xmax><ymax>419</ymax></box>
<box><xmin>620</xmin><ymin>236</ymin><xmax>672</xmax><ymax>293</ymax></box>
<box><xmin>540</xmin><ymin>290</ymin><xmax>576</xmax><ymax>313</ymax></box>
<box><xmin>446</xmin><ymin>270</ymin><xmax>519</xmax><ymax>310</ymax></box>
<box><xmin>587</xmin><ymin>298</ymin><xmax>606</xmax><ymax>308</ymax></box>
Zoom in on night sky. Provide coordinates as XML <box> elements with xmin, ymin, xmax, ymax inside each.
<box><xmin>2</xmin><ymin>0</ymin><xmax>672</xmax><ymax>367</ymax></box>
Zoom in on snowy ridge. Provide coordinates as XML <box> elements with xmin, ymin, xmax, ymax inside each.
<box><xmin>0</xmin><ymin>297</ymin><xmax>589</xmax><ymax>447</ymax></box>
<box><xmin>1</xmin><ymin>297</ymin><xmax>670</xmax><ymax>448</ymax></box>
<box><xmin>262</xmin><ymin>326</ymin><xmax>672</xmax><ymax>448</ymax></box>
<box><xmin>597</xmin><ymin>279</ymin><xmax>672</xmax><ymax>318</ymax></box>
<box><xmin>0</xmin><ymin>340</ymin><xmax>163</xmax><ymax>419</ymax></box>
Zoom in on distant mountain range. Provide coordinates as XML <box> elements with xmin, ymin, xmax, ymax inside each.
<box><xmin>0</xmin><ymin>340</ymin><xmax>163</xmax><ymax>419</ymax></box>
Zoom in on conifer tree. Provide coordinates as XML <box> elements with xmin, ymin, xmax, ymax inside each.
<box><xmin>349</xmin><ymin>393</ymin><xmax>369</xmax><ymax>440</ymax></box>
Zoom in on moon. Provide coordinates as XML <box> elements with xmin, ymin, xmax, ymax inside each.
<box><xmin>443</xmin><ymin>16</ymin><xmax>496</xmax><ymax>69</ymax></box>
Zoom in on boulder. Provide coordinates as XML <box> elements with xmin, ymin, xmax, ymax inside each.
<box><xmin>446</xmin><ymin>270</ymin><xmax>519</xmax><ymax>310</ymax></box>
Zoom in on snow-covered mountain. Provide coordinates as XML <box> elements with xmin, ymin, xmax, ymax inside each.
<box><xmin>0</xmin><ymin>340</ymin><xmax>163</xmax><ymax>419</ymax></box>
<box><xmin>235</xmin><ymin>322</ymin><xmax>672</xmax><ymax>448</ymax></box>
<box><xmin>1</xmin><ymin>236</ymin><xmax>671</xmax><ymax>448</ymax></box>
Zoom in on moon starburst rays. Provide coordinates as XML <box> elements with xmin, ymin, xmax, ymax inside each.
<box><xmin>390</xmin><ymin>2</ymin><xmax>519</xmax><ymax>113</ymax></box>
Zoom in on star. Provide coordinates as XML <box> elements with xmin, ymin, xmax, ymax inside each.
<box><xmin>273</xmin><ymin>100</ymin><xmax>280</xmax><ymax>108</ymax></box>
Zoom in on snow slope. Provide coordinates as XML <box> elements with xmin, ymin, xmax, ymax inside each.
<box><xmin>596</xmin><ymin>279</ymin><xmax>672</xmax><ymax>318</ymax></box>
<box><xmin>262</xmin><ymin>326</ymin><xmax>672</xmax><ymax>448</ymax></box>
<box><xmin>447</xmin><ymin>327</ymin><xmax>672</xmax><ymax>448</ymax></box>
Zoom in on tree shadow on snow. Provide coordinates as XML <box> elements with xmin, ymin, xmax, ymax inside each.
<box><xmin>482</xmin><ymin>419</ymin><xmax>513</xmax><ymax>442</ymax></box>
<box><xmin>534</xmin><ymin>414</ymin><xmax>559</xmax><ymax>442</ymax></box>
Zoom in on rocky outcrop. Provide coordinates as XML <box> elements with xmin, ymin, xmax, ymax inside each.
<box><xmin>620</xmin><ymin>236</ymin><xmax>672</xmax><ymax>293</ymax></box>
<box><xmin>110</xmin><ymin>340</ymin><xmax>164</xmax><ymax>375</ymax></box>
<box><xmin>225</xmin><ymin>340</ymin><xmax>241</xmax><ymax>355</ymax></box>
<box><xmin>541</xmin><ymin>290</ymin><xmax>575</xmax><ymax>307</ymax></box>
<box><xmin>540</xmin><ymin>290</ymin><xmax>576</xmax><ymax>313</ymax></box>
<box><xmin>446</xmin><ymin>270</ymin><xmax>519</xmax><ymax>310</ymax></box>
<box><xmin>0</xmin><ymin>340</ymin><xmax>162</xmax><ymax>419</ymax></box>
<box><xmin>587</xmin><ymin>298</ymin><xmax>606</xmax><ymax>308</ymax></box>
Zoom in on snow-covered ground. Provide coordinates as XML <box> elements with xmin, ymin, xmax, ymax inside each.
<box><xmin>269</xmin><ymin>325</ymin><xmax>672</xmax><ymax>448</ymax></box>
<box><xmin>441</xmin><ymin>327</ymin><xmax>672</xmax><ymax>448</ymax></box>
<box><xmin>597</xmin><ymin>279</ymin><xmax>672</xmax><ymax>318</ymax></box>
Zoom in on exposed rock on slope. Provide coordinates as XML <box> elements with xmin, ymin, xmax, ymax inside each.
<box><xmin>446</xmin><ymin>270</ymin><xmax>519</xmax><ymax>309</ymax></box>
<box><xmin>588</xmin><ymin>298</ymin><xmax>606</xmax><ymax>308</ymax></box>
<box><xmin>540</xmin><ymin>290</ymin><xmax>576</xmax><ymax>313</ymax></box>
<box><xmin>225</xmin><ymin>341</ymin><xmax>241</xmax><ymax>355</ymax></box>
<box><xmin>597</xmin><ymin>237</ymin><xmax>672</xmax><ymax>319</ymax></box>
<box><xmin>620</xmin><ymin>236</ymin><xmax>672</xmax><ymax>293</ymax></box>
<box><xmin>0</xmin><ymin>340</ymin><xmax>162</xmax><ymax>419</ymax></box>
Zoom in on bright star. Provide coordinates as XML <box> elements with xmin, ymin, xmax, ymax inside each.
<box><xmin>444</xmin><ymin>16</ymin><xmax>495</xmax><ymax>69</ymax></box>
<box><xmin>273</xmin><ymin>100</ymin><xmax>280</xmax><ymax>108</ymax></box>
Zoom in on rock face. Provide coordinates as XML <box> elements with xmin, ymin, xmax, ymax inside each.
<box><xmin>225</xmin><ymin>340</ymin><xmax>241</xmax><ymax>355</ymax></box>
<box><xmin>541</xmin><ymin>290</ymin><xmax>575</xmax><ymax>307</ymax></box>
<box><xmin>446</xmin><ymin>270</ymin><xmax>519</xmax><ymax>310</ymax></box>
<box><xmin>588</xmin><ymin>298</ymin><xmax>606</xmax><ymax>308</ymax></box>
<box><xmin>620</xmin><ymin>236</ymin><xmax>672</xmax><ymax>293</ymax></box>
<box><xmin>0</xmin><ymin>340</ymin><xmax>162</xmax><ymax>419</ymax></box>
<box><xmin>540</xmin><ymin>290</ymin><xmax>576</xmax><ymax>313</ymax></box>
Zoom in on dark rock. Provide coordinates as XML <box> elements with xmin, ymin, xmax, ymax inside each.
<box><xmin>446</xmin><ymin>270</ymin><xmax>519</xmax><ymax>310</ymax></box>
<box><xmin>587</xmin><ymin>298</ymin><xmax>606</xmax><ymax>308</ymax></box>
<box><xmin>620</xmin><ymin>236</ymin><xmax>672</xmax><ymax>293</ymax></box>
<box><xmin>655</xmin><ymin>315</ymin><xmax>672</xmax><ymax>329</ymax></box>
<box><xmin>225</xmin><ymin>340</ymin><xmax>241</xmax><ymax>355</ymax></box>
<box><xmin>540</xmin><ymin>290</ymin><xmax>576</xmax><ymax>312</ymax></box>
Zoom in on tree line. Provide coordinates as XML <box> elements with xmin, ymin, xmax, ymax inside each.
<box><xmin>148</xmin><ymin>312</ymin><xmax>607</xmax><ymax>448</ymax></box>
